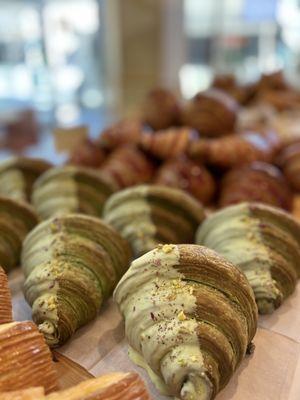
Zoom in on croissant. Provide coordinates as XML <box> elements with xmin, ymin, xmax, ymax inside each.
<box><xmin>32</xmin><ymin>166</ymin><xmax>116</xmax><ymax>220</ymax></box>
<box><xmin>219</xmin><ymin>162</ymin><xmax>293</xmax><ymax>211</ymax></box>
<box><xmin>188</xmin><ymin>130</ymin><xmax>281</xmax><ymax>168</ymax></box>
<box><xmin>0</xmin><ymin>267</ymin><xmax>12</xmax><ymax>324</ymax></box>
<box><xmin>97</xmin><ymin>119</ymin><xmax>143</xmax><ymax>149</ymax></box>
<box><xmin>196</xmin><ymin>202</ymin><xmax>300</xmax><ymax>314</ymax></box>
<box><xmin>211</xmin><ymin>74</ymin><xmax>256</xmax><ymax>105</ymax></box>
<box><xmin>0</xmin><ymin>387</ymin><xmax>45</xmax><ymax>399</ymax></box>
<box><xmin>140</xmin><ymin>128</ymin><xmax>198</xmax><ymax>160</ymax></box>
<box><xmin>68</xmin><ymin>139</ymin><xmax>106</xmax><ymax>168</ymax></box>
<box><xmin>181</xmin><ymin>89</ymin><xmax>239</xmax><ymax>137</ymax></box>
<box><xmin>114</xmin><ymin>244</ymin><xmax>257</xmax><ymax>400</ymax></box>
<box><xmin>0</xmin><ymin>321</ymin><xmax>58</xmax><ymax>393</ymax></box>
<box><xmin>154</xmin><ymin>156</ymin><xmax>216</xmax><ymax>205</ymax></box>
<box><xmin>0</xmin><ymin>197</ymin><xmax>38</xmax><ymax>272</ymax></box>
<box><xmin>99</xmin><ymin>146</ymin><xmax>155</xmax><ymax>190</ymax></box>
<box><xmin>276</xmin><ymin>141</ymin><xmax>300</xmax><ymax>191</ymax></box>
<box><xmin>141</xmin><ymin>88</ymin><xmax>180</xmax><ymax>130</ymax></box>
<box><xmin>22</xmin><ymin>214</ymin><xmax>131</xmax><ymax>347</ymax></box>
<box><xmin>103</xmin><ymin>185</ymin><xmax>205</xmax><ymax>257</ymax></box>
<box><xmin>0</xmin><ymin>157</ymin><xmax>52</xmax><ymax>202</ymax></box>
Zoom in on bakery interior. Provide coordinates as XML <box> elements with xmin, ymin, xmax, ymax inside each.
<box><xmin>1</xmin><ymin>0</ymin><xmax>300</xmax><ymax>399</ymax></box>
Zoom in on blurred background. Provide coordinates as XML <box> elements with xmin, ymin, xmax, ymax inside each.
<box><xmin>0</xmin><ymin>0</ymin><xmax>299</xmax><ymax>160</ymax></box>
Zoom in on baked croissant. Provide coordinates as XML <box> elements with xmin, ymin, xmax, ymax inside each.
<box><xmin>103</xmin><ymin>185</ymin><xmax>205</xmax><ymax>257</ymax></box>
<box><xmin>22</xmin><ymin>214</ymin><xmax>131</xmax><ymax>347</ymax></box>
<box><xmin>0</xmin><ymin>266</ymin><xmax>12</xmax><ymax>324</ymax></box>
<box><xmin>181</xmin><ymin>89</ymin><xmax>239</xmax><ymax>137</ymax></box>
<box><xmin>276</xmin><ymin>141</ymin><xmax>300</xmax><ymax>191</ymax></box>
<box><xmin>141</xmin><ymin>88</ymin><xmax>180</xmax><ymax>130</ymax></box>
<box><xmin>0</xmin><ymin>157</ymin><xmax>52</xmax><ymax>202</ymax></box>
<box><xmin>68</xmin><ymin>139</ymin><xmax>106</xmax><ymax>168</ymax></box>
<box><xmin>32</xmin><ymin>166</ymin><xmax>116</xmax><ymax>220</ymax></box>
<box><xmin>114</xmin><ymin>244</ymin><xmax>258</xmax><ymax>400</ymax></box>
<box><xmin>47</xmin><ymin>372</ymin><xmax>150</xmax><ymax>400</ymax></box>
<box><xmin>154</xmin><ymin>156</ymin><xmax>216</xmax><ymax>205</ymax></box>
<box><xmin>97</xmin><ymin>119</ymin><xmax>143</xmax><ymax>149</ymax></box>
<box><xmin>140</xmin><ymin>128</ymin><xmax>198</xmax><ymax>160</ymax></box>
<box><xmin>196</xmin><ymin>202</ymin><xmax>300</xmax><ymax>314</ymax></box>
<box><xmin>0</xmin><ymin>387</ymin><xmax>45</xmax><ymax>399</ymax></box>
<box><xmin>188</xmin><ymin>130</ymin><xmax>281</xmax><ymax>168</ymax></box>
<box><xmin>0</xmin><ymin>321</ymin><xmax>58</xmax><ymax>393</ymax></box>
<box><xmin>219</xmin><ymin>162</ymin><xmax>293</xmax><ymax>211</ymax></box>
<box><xmin>99</xmin><ymin>146</ymin><xmax>155</xmax><ymax>190</ymax></box>
<box><xmin>0</xmin><ymin>197</ymin><xmax>38</xmax><ymax>272</ymax></box>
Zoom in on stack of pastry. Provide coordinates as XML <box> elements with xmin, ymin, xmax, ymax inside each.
<box><xmin>99</xmin><ymin>146</ymin><xmax>155</xmax><ymax>190</ymax></box>
<box><xmin>32</xmin><ymin>166</ymin><xmax>116</xmax><ymax>220</ymax></box>
<box><xmin>141</xmin><ymin>88</ymin><xmax>180</xmax><ymax>130</ymax></box>
<box><xmin>219</xmin><ymin>162</ymin><xmax>292</xmax><ymax>211</ymax></box>
<box><xmin>196</xmin><ymin>202</ymin><xmax>300</xmax><ymax>314</ymax></box>
<box><xmin>276</xmin><ymin>140</ymin><xmax>300</xmax><ymax>191</ymax></box>
<box><xmin>154</xmin><ymin>156</ymin><xmax>216</xmax><ymax>204</ymax></box>
<box><xmin>0</xmin><ymin>157</ymin><xmax>52</xmax><ymax>202</ymax></box>
<box><xmin>181</xmin><ymin>89</ymin><xmax>239</xmax><ymax>137</ymax></box>
<box><xmin>22</xmin><ymin>214</ymin><xmax>131</xmax><ymax>347</ymax></box>
<box><xmin>1</xmin><ymin>372</ymin><xmax>150</xmax><ymax>399</ymax></box>
<box><xmin>140</xmin><ymin>128</ymin><xmax>198</xmax><ymax>160</ymax></box>
<box><xmin>115</xmin><ymin>244</ymin><xmax>257</xmax><ymax>400</ymax></box>
<box><xmin>0</xmin><ymin>197</ymin><xmax>38</xmax><ymax>272</ymax></box>
<box><xmin>103</xmin><ymin>185</ymin><xmax>205</xmax><ymax>257</ymax></box>
<box><xmin>0</xmin><ymin>266</ymin><xmax>12</xmax><ymax>324</ymax></box>
<box><xmin>0</xmin><ymin>321</ymin><xmax>58</xmax><ymax>393</ymax></box>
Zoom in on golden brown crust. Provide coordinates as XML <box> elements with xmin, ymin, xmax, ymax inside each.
<box><xmin>68</xmin><ymin>139</ymin><xmax>106</xmax><ymax>168</ymax></box>
<box><xmin>276</xmin><ymin>141</ymin><xmax>300</xmax><ymax>191</ymax></box>
<box><xmin>0</xmin><ymin>266</ymin><xmax>12</xmax><ymax>324</ymax></box>
<box><xmin>0</xmin><ymin>322</ymin><xmax>58</xmax><ymax>394</ymax></box>
<box><xmin>97</xmin><ymin>119</ymin><xmax>143</xmax><ymax>150</ymax></box>
<box><xmin>0</xmin><ymin>387</ymin><xmax>45</xmax><ymax>399</ymax></box>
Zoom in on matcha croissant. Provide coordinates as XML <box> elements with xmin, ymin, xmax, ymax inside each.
<box><xmin>0</xmin><ymin>197</ymin><xmax>38</xmax><ymax>272</ymax></box>
<box><xmin>0</xmin><ymin>321</ymin><xmax>58</xmax><ymax>393</ymax></box>
<box><xmin>32</xmin><ymin>166</ymin><xmax>116</xmax><ymax>220</ymax></box>
<box><xmin>196</xmin><ymin>202</ymin><xmax>300</xmax><ymax>314</ymax></box>
<box><xmin>22</xmin><ymin>214</ymin><xmax>131</xmax><ymax>347</ymax></box>
<box><xmin>114</xmin><ymin>244</ymin><xmax>257</xmax><ymax>400</ymax></box>
<box><xmin>0</xmin><ymin>266</ymin><xmax>12</xmax><ymax>323</ymax></box>
<box><xmin>103</xmin><ymin>185</ymin><xmax>205</xmax><ymax>257</ymax></box>
<box><xmin>0</xmin><ymin>157</ymin><xmax>52</xmax><ymax>202</ymax></box>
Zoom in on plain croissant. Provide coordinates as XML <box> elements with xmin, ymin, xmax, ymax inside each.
<box><xmin>114</xmin><ymin>244</ymin><xmax>257</xmax><ymax>400</ymax></box>
<box><xmin>22</xmin><ymin>214</ymin><xmax>131</xmax><ymax>347</ymax></box>
<box><xmin>196</xmin><ymin>202</ymin><xmax>300</xmax><ymax>314</ymax></box>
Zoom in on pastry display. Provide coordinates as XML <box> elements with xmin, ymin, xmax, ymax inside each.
<box><xmin>0</xmin><ymin>321</ymin><xmax>58</xmax><ymax>393</ymax></box>
<box><xmin>99</xmin><ymin>146</ymin><xmax>155</xmax><ymax>190</ymax></box>
<box><xmin>114</xmin><ymin>244</ymin><xmax>257</xmax><ymax>400</ymax></box>
<box><xmin>189</xmin><ymin>130</ymin><xmax>281</xmax><ymax>168</ymax></box>
<box><xmin>32</xmin><ymin>166</ymin><xmax>116</xmax><ymax>220</ymax></box>
<box><xmin>181</xmin><ymin>89</ymin><xmax>239</xmax><ymax>137</ymax></box>
<box><xmin>47</xmin><ymin>372</ymin><xmax>150</xmax><ymax>400</ymax></box>
<box><xmin>140</xmin><ymin>127</ymin><xmax>198</xmax><ymax>160</ymax></box>
<box><xmin>0</xmin><ymin>157</ymin><xmax>52</xmax><ymax>202</ymax></box>
<box><xmin>219</xmin><ymin>162</ymin><xmax>293</xmax><ymax>211</ymax></box>
<box><xmin>0</xmin><ymin>266</ymin><xmax>12</xmax><ymax>324</ymax></box>
<box><xmin>0</xmin><ymin>197</ymin><xmax>38</xmax><ymax>272</ymax></box>
<box><xmin>103</xmin><ymin>185</ymin><xmax>205</xmax><ymax>257</ymax></box>
<box><xmin>98</xmin><ymin>119</ymin><xmax>143</xmax><ymax>149</ymax></box>
<box><xmin>22</xmin><ymin>214</ymin><xmax>131</xmax><ymax>347</ymax></box>
<box><xmin>196</xmin><ymin>202</ymin><xmax>300</xmax><ymax>314</ymax></box>
<box><xmin>68</xmin><ymin>139</ymin><xmax>106</xmax><ymax>168</ymax></box>
<box><xmin>276</xmin><ymin>140</ymin><xmax>300</xmax><ymax>191</ymax></box>
<box><xmin>154</xmin><ymin>156</ymin><xmax>216</xmax><ymax>204</ymax></box>
<box><xmin>141</xmin><ymin>88</ymin><xmax>180</xmax><ymax>130</ymax></box>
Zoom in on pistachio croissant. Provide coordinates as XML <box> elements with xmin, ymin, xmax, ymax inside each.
<box><xmin>196</xmin><ymin>202</ymin><xmax>300</xmax><ymax>314</ymax></box>
<box><xmin>32</xmin><ymin>166</ymin><xmax>116</xmax><ymax>220</ymax></box>
<box><xmin>0</xmin><ymin>197</ymin><xmax>38</xmax><ymax>272</ymax></box>
<box><xmin>0</xmin><ymin>266</ymin><xmax>12</xmax><ymax>324</ymax></box>
<box><xmin>0</xmin><ymin>321</ymin><xmax>58</xmax><ymax>393</ymax></box>
<box><xmin>103</xmin><ymin>185</ymin><xmax>205</xmax><ymax>257</ymax></box>
<box><xmin>115</xmin><ymin>244</ymin><xmax>257</xmax><ymax>400</ymax></box>
<box><xmin>0</xmin><ymin>157</ymin><xmax>52</xmax><ymax>202</ymax></box>
<box><xmin>22</xmin><ymin>214</ymin><xmax>131</xmax><ymax>347</ymax></box>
